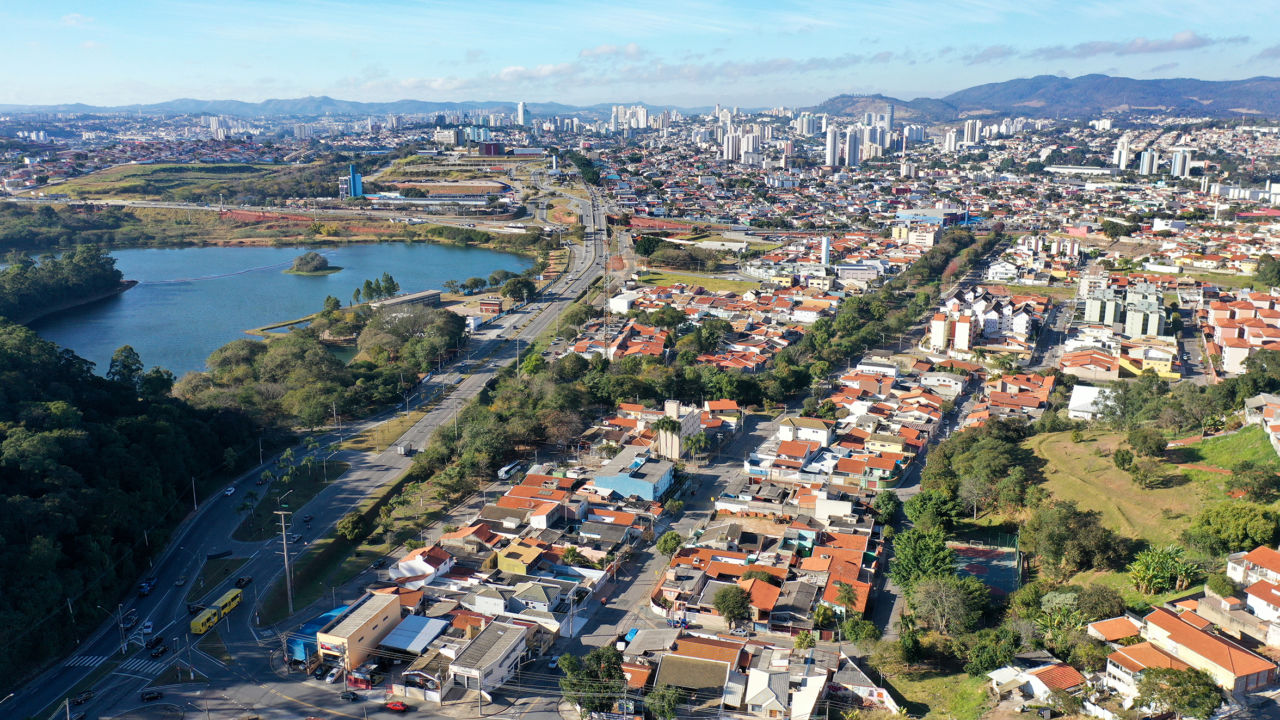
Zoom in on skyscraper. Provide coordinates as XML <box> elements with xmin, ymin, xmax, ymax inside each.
<box><xmin>844</xmin><ymin>126</ymin><xmax>861</xmax><ymax>166</ymax></box>
<box><xmin>1113</xmin><ymin>138</ymin><xmax>1131</xmax><ymax>169</ymax></box>
<box><xmin>516</xmin><ymin>101</ymin><xmax>527</xmax><ymax>126</ymax></box>
<box><xmin>1170</xmin><ymin>150</ymin><xmax>1192</xmax><ymax>178</ymax></box>
<box><xmin>943</xmin><ymin>128</ymin><xmax>959</xmax><ymax>153</ymax></box>
<box><xmin>825</xmin><ymin>126</ymin><xmax>839</xmax><ymax>167</ymax></box>
<box><xmin>1138</xmin><ymin>150</ymin><xmax>1158</xmax><ymax>176</ymax></box>
<box><xmin>722</xmin><ymin>133</ymin><xmax>741</xmax><ymax>162</ymax></box>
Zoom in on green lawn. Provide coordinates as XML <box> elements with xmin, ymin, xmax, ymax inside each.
<box><xmin>1027</xmin><ymin>430</ymin><xmax>1204</xmax><ymax>545</ymax></box>
<box><xmin>638</xmin><ymin>270</ymin><xmax>759</xmax><ymax>293</ymax></box>
<box><xmin>185</xmin><ymin>557</ymin><xmax>248</xmax><ymax>603</ymax></box>
<box><xmin>1175</xmin><ymin>425</ymin><xmax>1276</xmax><ymax>468</ymax></box>
<box><xmin>1068</xmin><ymin>569</ymin><xmax>1191</xmax><ymax>611</ymax></box>
<box><xmin>44</xmin><ymin>162</ymin><xmax>278</xmax><ymax>199</ymax></box>
<box><xmin>882</xmin><ymin>670</ymin><xmax>989</xmax><ymax>720</ymax></box>
<box><xmin>1184</xmin><ymin>272</ymin><xmax>1257</xmax><ymax>290</ymax></box>
<box><xmin>232</xmin><ymin>461</ymin><xmax>350</xmax><ymax>542</ymax></box>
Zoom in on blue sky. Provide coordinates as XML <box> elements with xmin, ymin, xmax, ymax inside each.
<box><xmin>4</xmin><ymin>0</ymin><xmax>1279</xmax><ymax>107</ymax></box>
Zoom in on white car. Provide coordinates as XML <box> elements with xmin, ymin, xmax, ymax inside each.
<box><xmin>141</xmin><ymin>621</ymin><xmax>154</xmax><ymax>634</ymax></box>
<box><xmin>326</xmin><ymin>667</ymin><xmax>342</xmax><ymax>684</ymax></box>
<box><xmin>223</xmin><ymin>487</ymin><xmax>236</xmax><ymax>496</ymax></box>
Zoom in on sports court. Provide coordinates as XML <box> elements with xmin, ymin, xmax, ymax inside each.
<box><xmin>949</xmin><ymin>541</ymin><xmax>1022</xmax><ymax>598</ymax></box>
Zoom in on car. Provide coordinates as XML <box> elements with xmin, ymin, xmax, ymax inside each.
<box><xmin>121</xmin><ymin>610</ymin><xmax>139</xmax><ymax>629</ymax></box>
<box><xmin>288</xmin><ymin>533</ymin><xmax>303</xmax><ymax>544</ymax></box>
<box><xmin>730</xmin><ymin>627</ymin><xmax>750</xmax><ymax>637</ymax></box>
<box><xmin>371</xmin><ymin>558</ymin><xmax>388</xmax><ymax>569</ymax></box>
<box><xmin>150</xmin><ymin>645</ymin><xmax>168</xmax><ymax>659</ymax></box>
<box><xmin>174</xmin><ymin>575</ymin><xmax>187</xmax><ymax>587</ymax></box>
<box><xmin>140</xmin><ymin>621</ymin><xmax>153</xmax><ymax>634</ymax></box>
<box><xmin>548</xmin><ymin>655</ymin><xmax>561</xmax><ymax>670</ymax></box>
<box><xmin>223</xmin><ymin>487</ymin><xmax>236</xmax><ymax>496</ymax></box>
<box><xmin>140</xmin><ymin>690</ymin><xmax>162</xmax><ymax>702</ymax></box>
<box><xmin>325</xmin><ymin>667</ymin><xmax>342</xmax><ymax>684</ymax></box>
<box><xmin>384</xmin><ymin>701</ymin><xmax>409</xmax><ymax>713</ymax></box>
<box><xmin>234</xmin><ymin>576</ymin><xmax>253</xmax><ymax>588</ymax></box>
<box><xmin>312</xmin><ymin>665</ymin><xmax>329</xmax><ymax>680</ymax></box>
<box><xmin>340</xmin><ymin>691</ymin><xmax>360</xmax><ymax>702</ymax></box>
<box><xmin>71</xmin><ymin>691</ymin><xmax>95</xmax><ymax>705</ymax></box>
<box><xmin>302</xmin><ymin>514</ymin><xmax>314</xmax><ymax>523</ymax></box>
<box><xmin>137</xmin><ymin>580</ymin><xmax>154</xmax><ymax>597</ymax></box>
<box><xmin>145</xmin><ymin>635</ymin><xmax>165</xmax><ymax>649</ymax></box>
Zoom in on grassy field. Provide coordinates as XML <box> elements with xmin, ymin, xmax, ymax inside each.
<box><xmin>1184</xmin><ymin>271</ymin><xmax>1257</xmax><ymax>290</ymax></box>
<box><xmin>1026</xmin><ymin>430</ymin><xmax>1204</xmax><ymax>545</ymax></box>
<box><xmin>1068</xmin><ymin>569</ymin><xmax>1193</xmax><ymax>610</ymax></box>
<box><xmin>340</xmin><ymin>412</ymin><xmax>427</xmax><ymax>453</ymax></box>
<box><xmin>232</xmin><ymin>461</ymin><xmax>350</xmax><ymax>542</ymax></box>
<box><xmin>883</xmin><ymin>670</ymin><xmax>989</xmax><ymax>720</ymax></box>
<box><xmin>185</xmin><ymin>557</ymin><xmax>248</xmax><ymax>603</ymax></box>
<box><xmin>638</xmin><ymin>270</ymin><xmax>759</xmax><ymax>293</ymax></box>
<box><xmin>1174</xmin><ymin>425</ymin><xmax>1275</xmax><ymax>468</ymax></box>
<box><xmin>44</xmin><ymin>163</ymin><xmax>279</xmax><ymax>199</ymax></box>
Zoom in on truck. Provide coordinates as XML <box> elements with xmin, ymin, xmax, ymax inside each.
<box><xmin>397</xmin><ymin>443</ymin><xmax>413</xmax><ymax>456</ymax></box>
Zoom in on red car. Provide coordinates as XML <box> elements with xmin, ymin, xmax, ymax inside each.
<box><xmin>385</xmin><ymin>701</ymin><xmax>409</xmax><ymax>713</ymax></box>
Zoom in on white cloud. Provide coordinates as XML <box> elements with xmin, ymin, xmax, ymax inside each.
<box><xmin>61</xmin><ymin>13</ymin><xmax>93</xmax><ymax>26</ymax></box>
<box><xmin>1027</xmin><ymin>31</ymin><xmax>1247</xmax><ymax>60</ymax></box>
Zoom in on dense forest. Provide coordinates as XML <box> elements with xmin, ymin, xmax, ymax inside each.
<box><xmin>0</xmin><ymin>245</ymin><xmax>125</xmax><ymax>321</ymax></box>
<box><xmin>0</xmin><ymin>321</ymin><xmax>259</xmax><ymax>684</ymax></box>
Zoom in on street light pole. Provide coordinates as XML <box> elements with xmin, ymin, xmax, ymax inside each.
<box><xmin>275</xmin><ymin>510</ymin><xmax>295</xmax><ymax>617</ymax></box>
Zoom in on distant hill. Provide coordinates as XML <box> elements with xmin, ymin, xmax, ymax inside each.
<box><xmin>0</xmin><ymin>95</ymin><xmax>710</xmax><ymax>120</ymax></box>
<box><xmin>813</xmin><ymin>74</ymin><xmax>1280</xmax><ymax>120</ymax></box>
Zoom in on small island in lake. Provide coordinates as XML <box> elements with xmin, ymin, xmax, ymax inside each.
<box><xmin>284</xmin><ymin>251</ymin><xmax>342</xmax><ymax>276</ymax></box>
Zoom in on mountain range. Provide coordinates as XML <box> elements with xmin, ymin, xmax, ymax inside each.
<box><xmin>812</xmin><ymin>74</ymin><xmax>1280</xmax><ymax>121</ymax></box>
<box><xmin>2</xmin><ymin>74</ymin><xmax>1278</xmax><ymax>120</ymax></box>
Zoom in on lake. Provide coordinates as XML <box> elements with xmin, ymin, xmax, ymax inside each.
<box><xmin>31</xmin><ymin>243</ymin><xmax>531</xmax><ymax>376</ymax></box>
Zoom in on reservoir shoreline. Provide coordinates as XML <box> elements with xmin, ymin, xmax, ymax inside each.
<box><xmin>14</xmin><ymin>280</ymin><xmax>139</xmax><ymax>325</ymax></box>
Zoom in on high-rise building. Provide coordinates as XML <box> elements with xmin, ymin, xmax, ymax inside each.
<box><xmin>1170</xmin><ymin>150</ymin><xmax>1192</xmax><ymax>178</ymax></box>
<box><xmin>1138</xmin><ymin>150</ymin><xmax>1158</xmax><ymax>176</ymax></box>
<box><xmin>844</xmin><ymin>126</ymin><xmax>861</xmax><ymax>166</ymax></box>
<box><xmin>943</xmin><ymin>128</ymin><xmax>959</xmax><ymax>153</ymax></box>
<box><xmin>820</xmin><ymin>237</ymin><xmax>831</xmax><ymax>265</ymax></box>
<box><xmin>1113</xmin><ymin>138</ymin><xmax>1131</xmax><ymax>169</ymax></box>
<box><xmin>516</xmin><ymin>102</ymin><xmax>527</xmax><ymax>126</ymax></box>
<box><xmin>339</xmin><ymin>164</ymin><xmax>363</xmax><ymax>199</ymax></box>
<box><xmin>722</xmin><ymin>133</ymin><xmax>741</xmax><ymax>162</ymax></box>
<box><xmin>963</xmin><ymin>119</ymin><xmax>981</xmax><ymax>145</ymax></box>
<box><xmin>824</xmin><ymin>126</ymin><xmax>839</xmax><ymax>166</ymax></box>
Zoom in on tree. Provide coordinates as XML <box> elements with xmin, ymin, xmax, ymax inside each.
<box><xmin>336</xmin><ymin>512</ymin><xmax>367</xmax><ymax>541</ymax></box>
<box><xmin>290</xmin><ymin>251</ymin><xmax>330</xmax><ymax>273</ymax></box>
<box><xmin>841</xmin><ymin>616</ymin><xmax>881</xmax><ymax>646</ymax></box>
<box><xmin>794</xmin><ymin>629</ymin><xmax>816</xmax><ymax>650</ymax></box>
<box><xmin>1020</xmin><ymin>501</ymin><xmax>1124</xmax><ymax>580</ymax></box>
<box><xmin>835</xmin><ymin>581</ymin><xmax>861</xmax><ymax>616</ymax></box>
<box><xmin>889</xmin><ymin>528</ymin><xmax>956</xmax><ymax>589</ymax></box>
<box><xmin>813</xmin><ymin>604</ymin><xmax>835</xmax><ymax>629</ymax></box>
<box><xmin>559</xmin><ymin>646</ymin><xmax>625</xmax><ymax>713</ymax></box>
<box><xmin>1129</xmin><ymin>545</ymin><xmax>1199</xmax><ymax>595</ymax></box>
<box><xmin>1137</xmin><ymin>667</ymin><xmax>1222</xmax><ymax>720</ymax></box>
<box><xmin>713</xmin><ymin>585</ymin><xmax>751</xmax><ymax>627</ymax></box>
<box><xmin>461</xmin><ymin>276</ymin><xmax>487</xmax><ymax>292</ymax></box>
<box><xmin>1128</xmin><ymin>427</ymin><xmax>1168</xmax><ymax>457</ymax></box>
<box><xmin>501</xmin><ymin>276</ymin><xmax>536</xmax><ymax>302</ymax></box>
<box><xmin>645</xmin><ymin>684</ymin><xmax>686</xmax><ymax>720</ymax></box>
<box><xmin>742</xmin><ymin>569</ymin><xmax>780</xmax><ymax>585</ymax></box>
<box><xmin>322</xmin><ymin>295</ymin><xmax>341</xmax><ymax>313</ymax></box>
<box><xmin>873</xmin><ymin>490</ymin><xmax>901</xmax><ymax>519</ymax></box>
<box><xmin>1227</xmin><ymin>460</ymin><xmax>1280</xmax><ymax>502</ymax></box>
<box><xmin>903</xmin><ymin>490</ymin><xmax>960</xmax><ymax>532</ymax></box>
<box><xmin>107</xmin><ymin>345</ymin><xmax>144</xmax><ymax>390</ymax></box>
<box><xmin>682</xmin><ymin>431</ymin><xmax>710</xmax><ymax>458</ymax></box>
<box><xmin>963</xmin><ymin>627</ymin><xmax>1021</xmax><ymax>676</ymax></box>
<box><xmin>489</xmin><ymin>269</ymin><xmax>518</xmax><ymax>287</ymax></box>
<box><xmin>1076</xmin><ymin>584</ymin><xmax>1126</xmax><ymax>621</ymax></box>
<box><xmin>909</xmin><ymin>574</ymin><xmax>988</xmax><ymax>635</ymax></box>
<box><xmin>1112</xmin><ymin>447</ymin><xmax>1134</xmax><ymax>471</ymax></box>
<box><xmin>656</xmin><ymin>530</ymin><xmax>684</xmax><ymax>556</ymax></box>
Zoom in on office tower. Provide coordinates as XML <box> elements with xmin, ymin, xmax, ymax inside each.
<box><xmin>825</xmin><ymin>126</ymin><xmax>839</xmax><ymax>166</ymax></box>
<box><xmin>1138</xmin><ymin>150</ymin><xmax>1157</xmax><ymax>176</ymax></box>
<box><xmin>844</xmin><ymin>126</ymin><xmax>861</xmax><ymax>166</ymax></box>
<box><xmin>517</xmin><ymin>102</ymin><xmax>527</xmax><ymax>126</ymax></box>
<box><xmin>339</xmin><ymin>164</ymin><xmax>363</xmax><ymax>199</ymax></box>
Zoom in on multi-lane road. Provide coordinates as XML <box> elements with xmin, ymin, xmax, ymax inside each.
<box><xmin>10</xmin><ymin>189</ymin><xmax>611</xmax><ymax>720</ymax></box>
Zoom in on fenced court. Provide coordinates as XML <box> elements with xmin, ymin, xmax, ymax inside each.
<box><xmin>948</xmin><ymin>538</ymin><xmax>1022</xmax><ymax>598</ymax></box>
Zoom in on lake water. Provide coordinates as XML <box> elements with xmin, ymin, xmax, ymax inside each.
<box><xmin>31</xmin><ymin>243</ymin><xmax>531</xmax><ymax>376</ymax></box>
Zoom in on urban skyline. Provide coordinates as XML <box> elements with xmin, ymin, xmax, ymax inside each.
<box><xmin>3</xmin><ymin>0</ymin><xmax>1280</xmax><ymax>107</ymax></box>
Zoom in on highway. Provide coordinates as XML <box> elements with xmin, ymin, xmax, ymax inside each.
<box><xmin>10</xmin><ymin>186</ymin><xmax>611</xmax><ymax>720</ymax></box>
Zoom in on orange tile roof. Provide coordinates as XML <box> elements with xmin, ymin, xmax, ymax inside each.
<box><xmin>737</xmin><ymin>577</ymin><xmax>782</xmax><ymax>612</ymax></box>
<box><xmin>1242</xmin><ymin>546</ymin><xmax>1280</xmax><ymax>576</ymax></box>
<box><xmin>1088</xmin><ymin>616</ymin><xmax>1142</xmax><ymax>641</ymax></box>
<box><xmin>1028</xmin><ymin>663</ymin><xmax>1085</xmax><ymax>692</ymax></box>
<box><xmin>1108</xmin><ymin>641</ymin><xmax>1190</xmax><ymax>674</ymax></box>
<box><xmin>672</xmin><ymin>636</ymin><xmax>744</xmax><ymax>666</ymax></box>
<box><xmin>1145</xmin><ymin>608</ymin><xmax>1276</xmax><ymax>678</ymax></box>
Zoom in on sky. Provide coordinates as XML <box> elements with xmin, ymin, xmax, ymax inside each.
<box><xmin>4</xmin><ymin>0</ymin><xmax>1280</xmax><ymax>108</ymax></box>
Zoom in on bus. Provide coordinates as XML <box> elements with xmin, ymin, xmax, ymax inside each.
<box><xmin>497</xmin><ymin>461</ymin><xmax>522</xmax><ymax>480</ymax></box>
<box><xmin>189</xmin><ymin>588</ymin><xmax>243</xmax><ymax>635</ymax></box>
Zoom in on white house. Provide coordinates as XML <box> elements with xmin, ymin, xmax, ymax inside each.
<box><xmin>1066</xmin><ymin>385</ymin><xmax>1115</xmax><ymax>421</ymax></box>
<box><xmin>389</xmin><ymin>545</ymin><xmax>455</xmax><ymax>590</ymax></box>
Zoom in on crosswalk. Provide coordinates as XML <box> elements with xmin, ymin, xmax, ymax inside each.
<box><xmin>65</xmin><ymin>653</ymin><xmax>166</xmax><ymax>675</ymax></box>
<box><xmin>118</xmin><ymin>656</ymin><xmax>166</xmax><ymax>675</ymax></box>
<box><xmin>66</xmin><ymin>654</ymin><xmax>107</xmax><ymax>668</ymax></box>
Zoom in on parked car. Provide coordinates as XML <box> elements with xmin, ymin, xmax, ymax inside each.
<box><xmin>312</xmin><ymin>665</ymin><xmax>328</xmax><ymax>680</ymax></box>
<box><xmin>234</xmin><ymin>576</ymin><xmax>253</xmax><ymax>588</ymax></box>
<box><xmin>548</xmin><ymin>655</ymin><xmax>561</xmax><ymax>670</ymax></box>
<box><xmin>140</xmin><ymin>691</ymin><xmax>162</xmax><ymax>702</ymax></box>
<box><xmin>325</xmin><ymin>667</ymin><xmax>342</xmax><ymax>684</ymax></box>
<box><xmin>340</xmin><ymin>691</ymin><xmax>360</xmax><ymax>702</ymax></box>
<box><xmin>150</xmin><ymin>645</ymin><xmax>168</xmax><ymax>659</ymax></box>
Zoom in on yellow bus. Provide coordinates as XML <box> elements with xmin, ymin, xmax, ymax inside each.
<box><xmin>190</xmin><ymin>608</ymin><xmax>219</xmax><ymax>635</ymax></box>
<box><xmin>215</xmin><ymin>589</ymin><xmax>242</xmax><ymax>615</ymax></box>
<box><xmin>189</xmin><ymin>588</ymin><xmax>243</xmax><ymax>635</ymax></box>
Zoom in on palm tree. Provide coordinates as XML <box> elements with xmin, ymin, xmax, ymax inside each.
<box><xmin>561</xmin><ymin>546</ymin><xmax>586</xmax><ymax>567</ymax></box>
<box><xmin>813</xmin><ymin>604</ymin><xmax>835</xmax><ymax>629</ymax></box>
<box><xmin>652</xmin><ymin>416</ymin><xmax>681</xmax><ymax>435</ymax></box>
<box><xmin>835</xmin><ymin>581</ymin><xmax>859</xmax><ymax>617</ymax></box>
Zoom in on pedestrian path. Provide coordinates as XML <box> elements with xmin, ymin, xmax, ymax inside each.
<box><xmin>117</xmin><ymin>656</ymin><xmax>166</xmax><ymax>675</ymax></box>
<box><xmin>65</xmin><ymin>654</ymin><xmax>107</xmax><ymax>668</ymax></box>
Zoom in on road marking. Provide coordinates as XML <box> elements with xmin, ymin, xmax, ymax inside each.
<box><xmin>66</xmin><ymin>654</ymin><xmax>108</xmax><ymax>667</ymax></box>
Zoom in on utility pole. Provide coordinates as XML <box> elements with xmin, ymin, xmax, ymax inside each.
<box><xmin>191</xmin><ymin>476</ymin><xmax>199</xmax><ymax>512</ymax></box>
<box><xmin>275</xmin><ymin>510</ymin><xmax>294</xmax><ymax>616</ymax></box>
